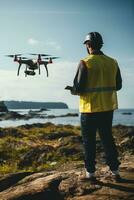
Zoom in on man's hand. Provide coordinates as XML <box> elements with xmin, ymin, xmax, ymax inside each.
<box><xmin>65</xmin><ymin>86</ymin><xmax>73</xmax><ymax>90</ymax></box>
<box><xmin>65</xmin><ymin>85</ymin><xmax>79</xmax><ymax>95</ymax></box>
<box><xmin>70</xmin><ymin>89</ymin><xmax>77</xmax><ymax>95</ymax></box>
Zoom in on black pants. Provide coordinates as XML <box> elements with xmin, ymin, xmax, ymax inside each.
<box><xmin>81</xmin><ymin>111</ymin><xmax>120</xmax><ymax>173</ymax></box>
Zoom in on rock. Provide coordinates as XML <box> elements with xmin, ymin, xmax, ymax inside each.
<box><xmin>43</xmin><ymin>131</ymin><xmax>74</xmax><ymax>140</ymax></box>
<box><xmin>50</xmin><ymin>162</ymin><xmax>57</xmax><ymax>166</ymax></box>
<box><xmin>18</xmin><ymin>145</ymin><xmax>54</xmax><ymax>168</ymax></box>
<box><xmin>0</xmin><ymin>164</ymin><xmax>134</xmax><ymax>200</ymax></box>
<box><xmin>0</xmin><ymin>173</ymin><xmax>63</xmax><ymax>200</ymax></box>
<box><xmin>122</xmin><ymin>112</ymin><xmax>132</xmax><ymax>115</ymax></box>
<box><xmin>60</xmin><ymin>113</ymin><xmax>79</xmax><ymax>117</ymax></box>
<box><xmin>0</xmin><ymin>124</ymin><xmax>134</xmax><ymax>199</ymax></box>
<box><xmin>0</xmin><ymin>111</ymin><xmax>26</xmax><ymax>120</ymax></box>
<box><xmin>47</xmin><ymin>113</ymin><xmax>79</xmax><ymax>118</ymax></box>
<box><xmin>0</xmin><ymin>101</ymin><xmax>8</xmax><ymax>112</ymax></box>
<box><xmin>119</xmin><ymin>136</ymin><xmax>134</xmax><ymax>154</ymax></box>
<box><xmin>119</xmin><ymin>137</ymin><xmax>130</xmax><ymax>146</ymax></box>
<box><xmin>39</xmin><ymin>107</ymin><xmax>49</xmax><ymax>111</ymax></box>
<box><xmin>127</xmin><ymin>128</ymin><xmax>134</xmax><ymax>137</ymax></box>
<box><xmin>0</xmin><ymin>172</ymin><xmax>33</xmax><ymax>192</ymax></box>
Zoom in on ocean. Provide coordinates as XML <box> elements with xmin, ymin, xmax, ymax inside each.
<box><xmin>0</xmin><ymin>108</ymin><xmax>134</xmax><ymax>128</ymax></box>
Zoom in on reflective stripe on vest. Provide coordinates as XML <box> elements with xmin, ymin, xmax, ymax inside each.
<box><xmin>83</xmin><ymin>86</ymin><xmax>116</xmax><ymax>93</ymax></box>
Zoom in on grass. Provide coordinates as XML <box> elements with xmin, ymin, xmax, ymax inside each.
<box><xmin>0</xmin><ymin>123</ymin><xmax>82</xmax><ymax>174</ymax></box>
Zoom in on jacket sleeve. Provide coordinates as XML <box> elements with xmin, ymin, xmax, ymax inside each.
<box><xmin>71</xmin><ymin>60</ymin><xmax>87</xmax><ymax>95</ymax></box>
<box><xmin>116</xmin><ymin>66</ymin><xmax>122</xmax><ymax>91</ymax></box>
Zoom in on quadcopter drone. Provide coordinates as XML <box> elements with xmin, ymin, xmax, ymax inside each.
<box><xmin>6</xmin><ymin>54</ymin><xmax>59</xmax><ymax>77</ymax></box>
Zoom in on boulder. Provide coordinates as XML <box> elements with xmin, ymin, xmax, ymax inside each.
<box><xmin>0</xmin><ymin>101</ymin><xmax>8</xmax><ymax>112</ymax></box>
<box><xmin>0</xmin><ymin>173</ymin><xmax>63</xmax><ymax>200</ymax></box>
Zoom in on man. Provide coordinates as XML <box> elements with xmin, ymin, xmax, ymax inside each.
<box><xmin>71</xmin><ymin>32</ymin><xmax>122</xmax><ymax>182</ymax></box>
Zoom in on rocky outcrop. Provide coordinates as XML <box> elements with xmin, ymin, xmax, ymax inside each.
<box><xmin>0</xmin><ymin>161</ymin><xmax>134</xmax><ymax>200</ymax></box>
<box><xmin>0</xmin><ymin>111</ymin><xmax>28</xmax><ymax>120</ymax></box>
<box><xmin>0</xmin><ymin>124</ymin><xmax>134</xmax><ymax>199</ymax></box>
<box><xmin>0</xmin><ymin>111</ymin><xmax>78</xmax><ymax>121</ymax></box>
<box><xmin>0</xmin><ymin>172</ymin><xmax>63</xmax><ymax>200</ymax></box>
<box><xmin>0</xmin><ymin>101</ymin><xmax>8</xmax><ymax>112</ymax></box>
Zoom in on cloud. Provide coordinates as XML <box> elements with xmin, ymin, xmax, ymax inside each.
<box><xmin>27</xmin><ymin>37</ymin><xmax>62</xmax><ymax>51</ymax></box>
<box><xmin>46</xmin><ymin>41</ymin><xmax>62</xmax><ymax>50</ymax></box>
<box><xmin>28</xmin><ymin>38</ymin><xmax>39</xmax><ymax>45</ymax></box>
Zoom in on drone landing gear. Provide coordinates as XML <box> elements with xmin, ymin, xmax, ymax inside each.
<box><xmin>17</xmin><ymin>63</ymin><xmax>22</xmax><ymax>76</ymax></box>
<box><xmin>25</xmin><ymin>70</ymin><xmax>36</xmax><ymax>76</ymax></box>
<box><xmin>44</xmin><ymin>65</ymin><xmax>49</xmax><ymax>77</ymax></box>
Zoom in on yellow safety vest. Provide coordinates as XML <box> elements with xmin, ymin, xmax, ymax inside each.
<box><xmin>80</xmin><ymin>54</ymin><xmax>118</xmax><ymax>113</ymax></box>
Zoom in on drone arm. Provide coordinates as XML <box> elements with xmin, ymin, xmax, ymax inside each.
<box><xmin>17</xmin><ymin>63</ymin><xmax>22</xmax><ymax>76</ymax></box>
<box><xmin>38</xmin><ymin>64</ymin><xmax>41</xmax><ymax>74</ymax></box>
<box><xmin>25</xmin><ymin>64</ymin><xmax>28</xmax><ymax>77</ymax></box>
<box><xmin>44</xmin><ymin>64</ymin><xmax>49</xmax><ymax>77</ymax></box>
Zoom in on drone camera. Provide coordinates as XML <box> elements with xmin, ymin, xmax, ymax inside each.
<box><xmin>25</xmin><ymin>70</ymin><xmax>36</xmax><ymax>76</ymax></box>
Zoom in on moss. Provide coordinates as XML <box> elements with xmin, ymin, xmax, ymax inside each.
<box><xmin>0</xmin><ymin>123</ymin><xmax>133</xmax><ymax>174</ymax></box>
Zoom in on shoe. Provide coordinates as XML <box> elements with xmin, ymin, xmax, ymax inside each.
<box><xmin>85</xmin><ymin>171</ymin><xmax>95</xmax><ymax>178</ymax></box>
<box><xmin>112</xmin><ymin>174</ymin><xmax>122</xmax><ymax>182</ymax></box>
<box><xmin>80</xmin><ymin>171</ymin><xmax>97</xmax><ymax>183</ymax></box>
<box><xmin>111</xmin><ymin>170</ymin><xmax>122</xmax><ymax>182</ymax></box>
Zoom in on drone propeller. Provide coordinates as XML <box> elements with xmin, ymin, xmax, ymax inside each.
<box><xmin>29</xmin><ymin>54</ymin><xmax>51</xmax><ymax>56</ymax></box>
<box><xmin>18</xmin><ymin>57</ymin><xmax>28</xmax><ymax>59</ymax></box>
<box><xmin>44</xmin><ymin>57</ymin><xmax>60</xmax><ymax>60</ymax></box>
<box><xmin>6</xmin><ymin>54</ymin><xmax>22</xmax><ymax>58</ymax></box>
<box><xmin>41</xmin><ymin>54</ymin><xmax>52</xmax><ymax>57</ymax></box>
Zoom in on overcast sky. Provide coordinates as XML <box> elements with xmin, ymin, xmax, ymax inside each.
<box><xmin>0</xmin><ymin>0</ymin><xmax>134</xmax><ymax>108</ymax></box>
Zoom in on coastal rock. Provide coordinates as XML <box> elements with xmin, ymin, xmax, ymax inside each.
<box><xmin>0</xmin><ymin>124</ymin><xmax>134</xmax><ymax>199</ymax></box>
<box><xmin>0</xmin><ymin>111</ymin><xmax>79</xmax><ymax>121</ymax></box>
<box><xmin>122</xmin><ymin>112</ymin><xmax>132</xmax><ymax>115</ymax></box>
<box><xmin>127</xmin><ymin>128</ymin><xmax>134</xmax><ymax>137</ymax></box>
<box><xmin>0</xmin><ymin>163</ymin><xmax>134</xmax><ymax>200</ymax></box>
<box><xmin>0</xmin><ymin>101</ymin><xmax>8</xmax><ymax>112</ymax></box>
<box><xmin>43</xmin><ymin>131</ymin><xmax>75</xmax><ymax>140</ymax></box>
<box><xmin>0</xmin><ymin>111</ymin><xmax>27</xmax><ymax>120</ymax></box>
<box><xmin>0</xmin><ymin>173</ymin><xmax>63</xmax><ymax>200</ymax></box>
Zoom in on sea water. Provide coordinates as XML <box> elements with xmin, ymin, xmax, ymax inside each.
<box><xmin>0</xmin><ymin>108</ymin><xmax>134</xmax><ymax>128</ymax></box>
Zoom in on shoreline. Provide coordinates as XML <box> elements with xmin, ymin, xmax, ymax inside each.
<box><xmin>0</xmin><ymin>120</ymin><xmax>134</xmax><ymax>129</ymax></box>
<box><xmin>0</xmin><ymin>108</ymin><xmax>134</xmax><ymax>128</ymax></box>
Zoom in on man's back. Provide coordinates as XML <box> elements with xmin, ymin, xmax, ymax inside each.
<box><xmin>83</xmin><ymin>54</ymin><xmax>118</xmax><ymax>89</ymax></box>
<box><xmin>80</xmin><ymin>54</ymin><xmax>119</xmax><ymax>113</ymax></box>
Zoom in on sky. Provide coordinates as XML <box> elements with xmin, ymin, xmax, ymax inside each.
<box><xmin>0</xmin><ymin>0</ymin><xmax>134</xmax><ymax>108</ymax></box>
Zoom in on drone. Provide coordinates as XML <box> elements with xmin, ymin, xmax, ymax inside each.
<box><xmin>6</xmin><ymin>54</ymin><xmax>59</xmax><ymax>77</ymax></box>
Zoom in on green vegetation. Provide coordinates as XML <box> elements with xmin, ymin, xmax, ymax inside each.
<box><xmin>0</xmin><ymin>123</ymin><xmax>82</xmax><ymax>174</ymax></box>
<box><xmin>0</xmin><ymin>123</ymin><xmax>133</xmax><ymax>175</ymax></box>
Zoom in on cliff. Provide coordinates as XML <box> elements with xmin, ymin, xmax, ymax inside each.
<box><xmin>5</xmin><ymin>101</ymin><xmax>68</xmax><ymax>109</ymax></box>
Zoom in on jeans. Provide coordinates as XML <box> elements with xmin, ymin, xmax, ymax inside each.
<box><xmin>81</xmin><ymin>111</ymin><xmax>120</xmax><ymax>173</ymax></box>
